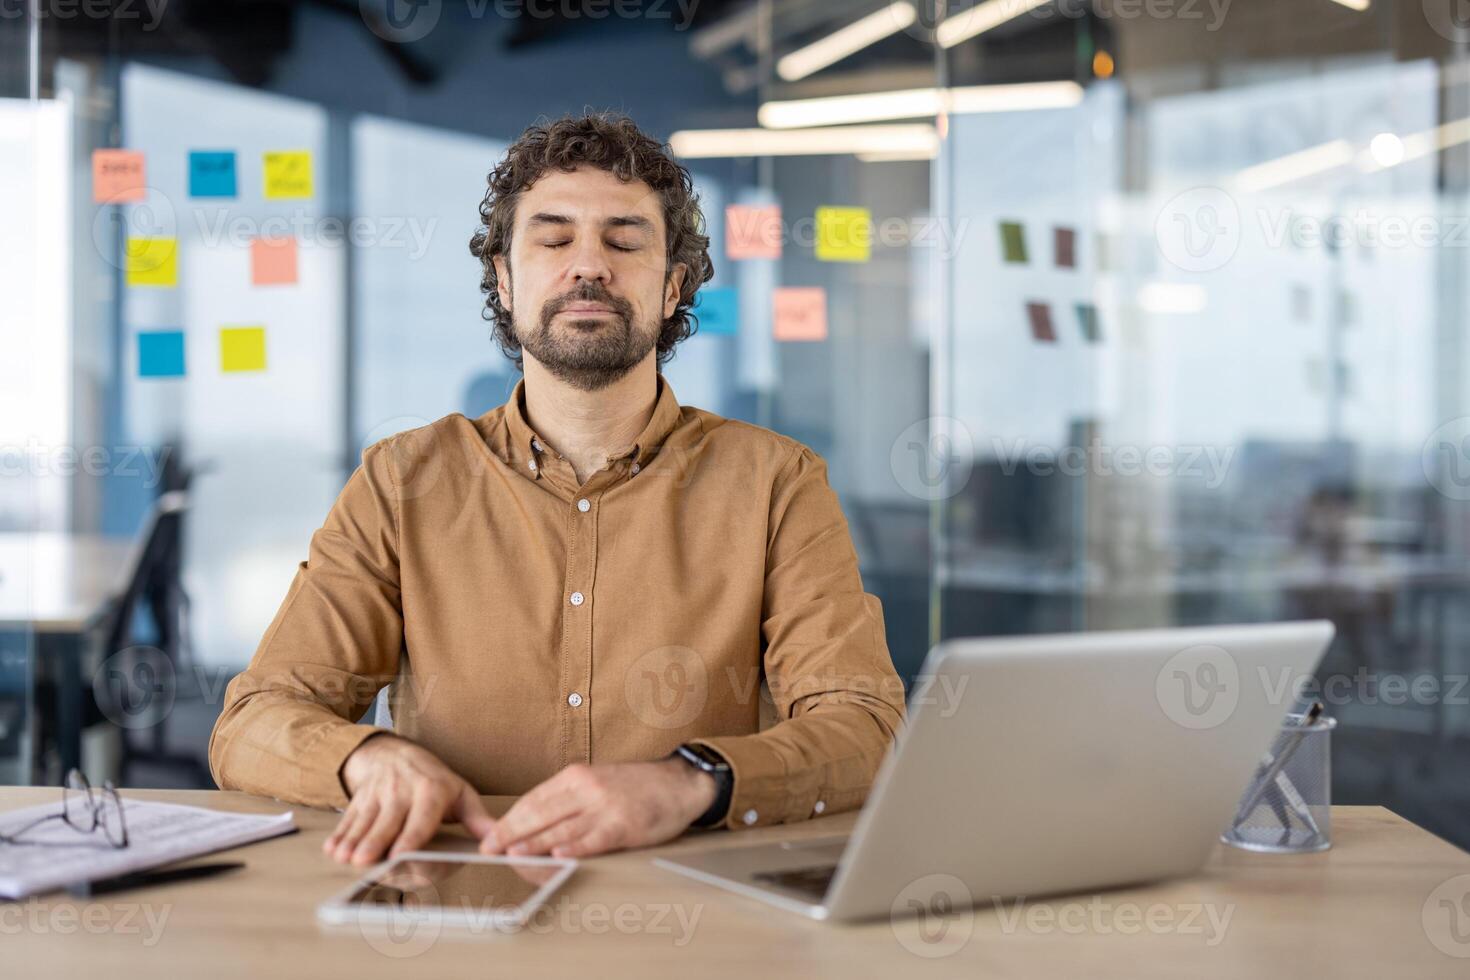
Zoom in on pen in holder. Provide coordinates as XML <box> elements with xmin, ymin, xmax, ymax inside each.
<box><xmin>1223</xmin><ymin>705</ymin><xmax>1335</xmax><ymax>854</ymax></box>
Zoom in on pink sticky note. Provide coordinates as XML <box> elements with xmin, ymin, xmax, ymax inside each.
<box><xmin>251</xmin><ymin>236</ymin><xmax>298</xmax><ymax>286</ymax></box>
<box><xmin>773</xmin><ymin>287</ymin><xmax>827</xmax><ymax>342</ymax></box>
<box><xmin>726</xmin><ymin>204</ymin><xmax>782</xmax><ymax>260</ymax></box>
<box><xmin>92</xmin><ymin>149</ymin><xmax>146</xmax><ymax>204</ymax></box>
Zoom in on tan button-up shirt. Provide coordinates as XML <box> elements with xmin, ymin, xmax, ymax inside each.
<box><xmin>208</xmin><ymin>374</ymin><xmax>905</xmax><ymax>830</ymax></box>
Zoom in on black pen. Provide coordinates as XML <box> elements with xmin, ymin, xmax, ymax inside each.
<box><xmin>66</xmin><ymin>861</ymin><xmax>245</xmax><ymax>898</ymax></box>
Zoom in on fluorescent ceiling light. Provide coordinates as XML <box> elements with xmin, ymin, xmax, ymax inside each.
<box><xmin>669</xmin><ymin>124</ymin><xmax>939</xmax><ymax>159</ymax></box>
<box><xmin>759</xmin><ymin>81</ymin><xmax>1083</xmax><ymax>129</ymax></box>
<box><xmin>777</xmin><ymin>2</ymin><xmax>917</xmax><ymax>82</ymax></box>
<box><xmin>1328</xmin><ymin>0</ymin><xmax>1369</xmax><ymax>10</ymax></box>
<box><xmin>1232</xmin><ymin>139</ymin><xmax>1356</xmax><ymax>192</ymax></box>
<box><xmin>936</xmin><ymin>0</ymin><xmax>1051</xmax><ymax>49</ymax></box>
<box><xmin>856</xmin><ymin>147</ymin><xmax>938</xmax><ymax>162</ymax></box>
<box><xmin>1363</xmin><ymin>117</ymin><xmax>1470</xmax><ymax>172</ymax></box>
<box><xmin>1137</xmin><ymin>283</ymin><xmax>1207</xmax><ymax>315</ymax></box>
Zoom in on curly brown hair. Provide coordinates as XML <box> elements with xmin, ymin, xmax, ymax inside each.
<box><xmin>468</xmin><ymin>111</ymin><xmax>715</xmax><ymax>372</ymax></box>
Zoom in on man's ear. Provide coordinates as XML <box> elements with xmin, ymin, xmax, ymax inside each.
<box><xmin>493</xmin><ymin>254</ymin><xmax>513</xmax><ymax>313</ymax></box>
<box><xmin>663</xmin><ymin>262</ymin><xmax>688</xmax><ymax>320</ymax></box>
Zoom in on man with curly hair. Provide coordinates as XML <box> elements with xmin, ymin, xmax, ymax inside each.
<box><xmin>210</xmin><ymin>112</ymin><xmax>904</xmax><ymax>866</ymax></box>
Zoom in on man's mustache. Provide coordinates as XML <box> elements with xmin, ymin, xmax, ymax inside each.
<box><xmin>542</xmin><ymin>286</ymin><xmax>634</xmax><ymax>322</ymax></box>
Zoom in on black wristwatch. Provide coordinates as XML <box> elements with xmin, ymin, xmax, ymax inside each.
<box><xmin>671</xmin><ymin>743</ymin><xmax>733</xmax><ymax>828</ymax></box>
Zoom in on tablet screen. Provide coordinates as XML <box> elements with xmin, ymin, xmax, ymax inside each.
<box><xmin>344</xmin><ymin>858</ymin><xmax>563</xmax><ymax>914</ymax></box>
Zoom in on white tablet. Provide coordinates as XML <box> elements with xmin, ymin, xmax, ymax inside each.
<box><xmin>317</xmin><ymin>852</ymin><xmax>578</xmax><ymax>935</ymax></box>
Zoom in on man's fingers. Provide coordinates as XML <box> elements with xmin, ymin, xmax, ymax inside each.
<box><xmin>452</xmin><ymin>784</ymin><xmax>498</xmax><ymax>841</ymax></box>
<box><xmin>331</xmin><ymin>800</ymin><xmax>379</xmax><ymax>862</ymax></box>
<box><xmin>504</xmin><ymin>812</ymin><xmax>593</xmax><ymax>857</ymax></box>
<box><xmin>483</xmin><ymin>771</ymin><xmax>588</xmax><ymax>853</ymax></box>
<box><xmin>351</xmin><ymin>799</ymin><xmax>409</xmax><ymax>866</ymax></box>
<box><xmin>548</xmin><ymin>821</ymin><xmax>624</xmax><ymax>859</ymax></box>
<box><xmin>390</xmin><ymin>788</ymin><xmax>451</xmax><ymax>859</ymax></box>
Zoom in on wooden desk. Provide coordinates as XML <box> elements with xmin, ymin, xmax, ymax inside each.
<box><xmin>4</xmin><ymin>789</ymin><xmax>1469</xmax><ymax>978</ymax></box>
<box><xmin>0</xmin><ymin>533</ymin><xmax>135</xmax><ymax>632</ymax></box>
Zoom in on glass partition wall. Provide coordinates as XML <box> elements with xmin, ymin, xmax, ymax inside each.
<box><xmin>934</xmin><ymin>1</ymin><xmax>1470</xmax><ymax>848</ymax></box>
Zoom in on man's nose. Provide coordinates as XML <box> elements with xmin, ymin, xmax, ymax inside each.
<box><xmin>567</xmin><ymin>239</ymin><xmax>612</xmax><ymax>284</ymax></box>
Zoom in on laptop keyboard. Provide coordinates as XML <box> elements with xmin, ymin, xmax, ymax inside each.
<box><xmin>752</xmin><ymin>863</ymin><xmax>838</xmax><ymax>900</ymax></box>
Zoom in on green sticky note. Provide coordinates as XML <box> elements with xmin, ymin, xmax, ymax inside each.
<box><xmin>1000</xmin><ymin>221</ymin><xmax>1028</xmax><ymax>264</ymax></box>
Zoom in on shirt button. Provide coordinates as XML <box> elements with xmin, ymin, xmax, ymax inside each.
<box><xmin>567</xmin><ymin>692</ymin><xmax>583</xmax><ymax>708</ymax></box>
<box><xmin>742</xmin><ymin>809</ymin><xmax>759</xmax><ymax>826</ymax></box>
<box><xmin>532</xmin><ymin>439</ymin><xmax>543</xmax><ymax>451</ymax></box>
<box><xmin>630</xmin><ymin>462</ymin><xmax>640</xmax><ymax>475</ymax></box>
<box><xmin>577</xmin><ymin>498</ymin><xmax>590</xmax><ymax>513</ymax></box>
<box><xmin>569</xmin><ymin>591</ymin><xmax>585</xmax><ymax>606</ymax></box>
<box><xmin>813</xmin><ymin>800</ymin><xmax>825</xmax><ymax>815</ymax></box>
<box><xmin>528</xmin><ymin>459</ymin><xmax>537</xmax><ymax>472</ymax></box>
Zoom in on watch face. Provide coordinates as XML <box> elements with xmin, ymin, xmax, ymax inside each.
<box><xmin>684</xmin><ymin>744</ymin><xmax>729</xmax><ymax>771</ymax></box>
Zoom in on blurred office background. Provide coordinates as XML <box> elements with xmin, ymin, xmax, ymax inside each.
<box><xmin>3</xmin><ymin>0</ymin><xmax>1469</xmax><ymax>848</ymax></box>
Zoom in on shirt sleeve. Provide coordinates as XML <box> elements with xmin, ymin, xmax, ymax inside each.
<box><xmin>207</xmin><ymin>438</ymin><xmax>403</xmax><ymax>809</ymax></box>
<box><xmin>686</xmin><ymin>443</ymin><xmax>907</xmax><ymax>829</ymax></box>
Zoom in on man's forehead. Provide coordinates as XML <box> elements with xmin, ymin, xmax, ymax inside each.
<box><xmin>517</xmin><ymin>167</ymin><xmax>661</xmax><ymax>223</ymax></box>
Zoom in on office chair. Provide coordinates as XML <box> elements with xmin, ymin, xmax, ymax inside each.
<box><xmin>88</xmin><ymin>487</ymin><xmax>211</xmax><ymax>786</ymax></box>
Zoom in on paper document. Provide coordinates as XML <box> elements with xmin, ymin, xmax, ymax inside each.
<box><xmin>0</xmin><ymin>799</ymin><xmax>295</xmax><ymax>898</ymax></box>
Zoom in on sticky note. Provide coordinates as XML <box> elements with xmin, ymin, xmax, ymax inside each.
<box><xmin>1291</xmin><ymin>282</ymin><xmax>1311</xmax><ymax>322</ymax></box>
<box><xmin>251</xmin><ymin>236</ymin><xmax>298</xmax><ymax>286</ymax></box>
<box><xmin>189</xmin><ymin>150</ymin><xmax>237</xmax><ymax>198</ymax></box>
<box><xmin>137</xmin><ymin>330</ymin><xmax>185</xmax><ymax>378</ymax></box>
<box><xmin>125</xmin><ymin>237</ymin><xmax>177</xmax><ymax>288</ymax></box>
<box><xmin>1026</xmin><ymin>301</ymin><xmax>1056</xmax><ymax>343</ymax></box>
<box><xmin>1054</xmin><ymin>227</ymin><xmax>1077</xmax><ymax>269</ymax></box>
<box><xmin>815</xmin><ymin>206</ymin><xmax>872</xmax><ymax>262</ymax></box>
<box><xmin>1095</xmin><ymin>231</ymin><xmax>1118</xmax><ymax>271</ymax></box>
<box><xmin>92</xmin><ymin>149</ymin><xmax>146</xmax><ymax>204</ymax></box>
<box><xmin>726</xmin><ymin>204</ymin><xmax>782</xmax><ymax>260</ymax></box>
<box><xmin>263</xmin><ymin>150</ymin><xmax>313</xmax><ymax>199</ymax></box>
<box><xmin>1075</xmin><ymin>303</ymin><xmax>1102</xmax><ymax>343</ymax></box>
<box><xmin>220</xmin><ymin>327</ymin><xmax>267</xmax><ymax>373</ymax></box>
<box><xmin>1000</xmin><ymin>221</ymin><xmax>1027</xmax><ymax>264</ymax></box>
<box><xmin>773</xmin><ymin>287</ymin><xmax>827</xmax><ymax>341</ymax></box>
<box><xmin>693</xmin><ymin>287</ymin><xmax>738</xmax><ymax>336</ymax></box>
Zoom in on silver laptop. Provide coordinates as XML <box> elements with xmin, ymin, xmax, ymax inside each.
<box><xmin>655</xmin><ymin>620</ymin><xmax>1334</xmax><ymax>921</ymax></box>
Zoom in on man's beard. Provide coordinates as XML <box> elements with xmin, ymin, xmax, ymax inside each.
<box><xmin>515</xmin><ymin>282</ymin><xmax>661</xmax><ymax>392</ymax></box>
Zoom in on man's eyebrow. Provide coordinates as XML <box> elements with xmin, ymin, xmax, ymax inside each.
<box><xmin>524</xmin><ymin>212</ymin><xmax>654</xmax><ymax>232</ymax></box>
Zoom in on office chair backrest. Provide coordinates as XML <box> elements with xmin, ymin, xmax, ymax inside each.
<box><xmin>101</xmin><ymin>490</ymin><xmax>188</xmax><ymax>659</ymax></box>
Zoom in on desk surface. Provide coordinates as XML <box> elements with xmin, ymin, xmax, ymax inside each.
<box><xmin>4</xmin><ymin>790</ymin><xmax>1470</xmax><ymax>979</ymax></box>
<box><xmin>0</xmin><ymin>533</ymin><xmax>135</xmax><ymax>632</ymax></box>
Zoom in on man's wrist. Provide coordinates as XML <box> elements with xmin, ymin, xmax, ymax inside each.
<box><xmin>670</xmin><ymin>744</ymin><xmax>733</xmax><ymax>828</ymax></box>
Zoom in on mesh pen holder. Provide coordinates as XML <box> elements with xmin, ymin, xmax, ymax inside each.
<box><xmin>1222</xmin><ymin>715</ymin><xmax>1335</xmax><ymax>854</ymax></box>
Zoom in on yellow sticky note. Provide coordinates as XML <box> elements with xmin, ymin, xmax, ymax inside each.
<box><xmin>220</xmin><ymin>327</ymin><xmax>267</xmax><ymax>373</ymax></box>
<box><xmin>815</xmin><ymin>206</ymin><xmax>871</xmax><ymax>262</ymax></box>
<box><xmin>125</xmin><ymin>237</ymin><xmax>177</xmax><ymax>287</ymax></box>
<box><xmin>263</xmin><ymin>151</ymin><xmax>313</xmax><ymax>199</ymax></box>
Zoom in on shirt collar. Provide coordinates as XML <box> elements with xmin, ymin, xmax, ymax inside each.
<box><xmin>502</xmin><ymin>372</ymin><xmax>684</xmax><ymax>474</ymax></box>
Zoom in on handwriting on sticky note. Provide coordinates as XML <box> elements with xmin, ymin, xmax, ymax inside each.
<box><xmin>726</xmin><ymin>204</ymin><xmax>782</xmax><ymax>260</ymax></box>
<box><xmin>815</xmin><ymin>207</ymin><xmax>871</xmax><ymax>263</ymax></box>
<box><xmin>125</xmin><ymin>237</ymin><xmax>177</xmax><ymax>288</ymax></box>
<box><xmin>263</xmin><ymin>151</ymin><xmax>313</xmax><ymax>199</ymax></box>
<box><xmin>189</xmin><ymin>151</ymin><xmax>238</xmax><ymax>198</ymax></box>
<box><xmin>93</xmin><ymin>150</ymin><xmax>146</xmax><ymax>204</ymax></box>
<box><xmin>773</xmin><ymin>287</ymin><xmax>827</xmax><ymax>341</ymax></box>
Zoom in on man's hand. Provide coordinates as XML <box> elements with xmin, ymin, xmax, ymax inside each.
<box><xmin>480</xmin><ymin>758</ymin><xmax>716</xmax><ymax>859</ymax></box>
<box><xmin>323</xmin><ymin>735</ymin><xmax>497</xmax><ymax>867</ymax></box>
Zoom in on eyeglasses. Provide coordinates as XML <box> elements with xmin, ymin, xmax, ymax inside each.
<box><xmin>0</xmin><ymin>769</ymin><xmax>129</xmax><ymax>849</ymax></box>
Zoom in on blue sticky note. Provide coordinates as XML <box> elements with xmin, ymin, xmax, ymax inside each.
<box><xmin>138</xmin><ymin>330</ymin><xmax>185</xmax><ymax>378</ymax></box>
<box><xmin>189</xmin><ymin>150</ymin><xmax>237</xmax><ymax>198</ymax></box>
<box><xmin>694</xmin><ymin>287</ymin><xmax>739</xmax><ymax>336</ymax></box>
